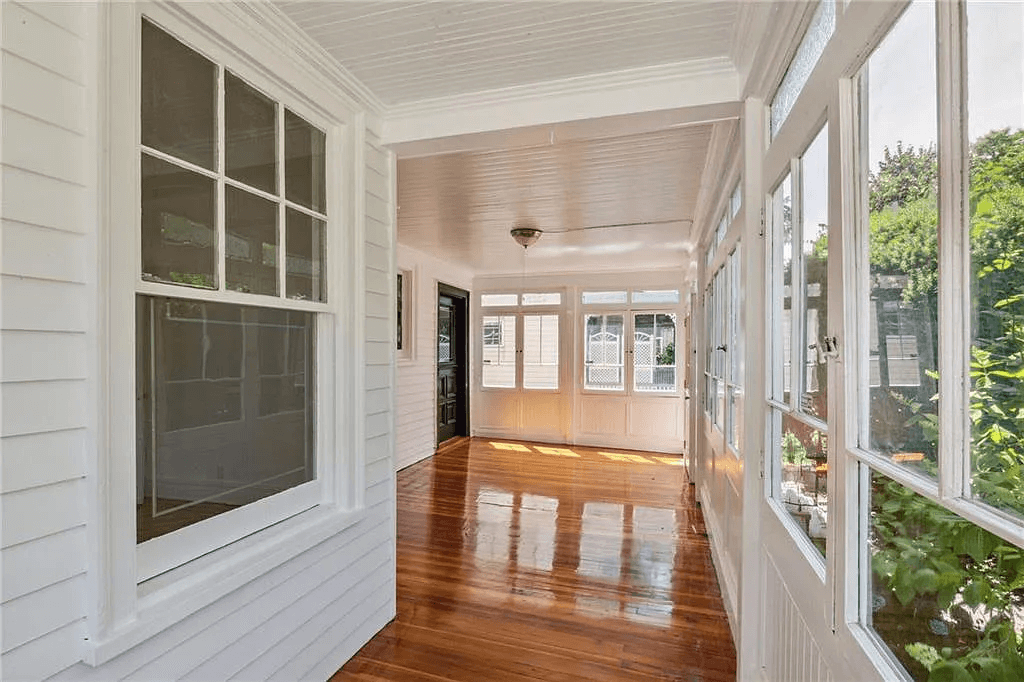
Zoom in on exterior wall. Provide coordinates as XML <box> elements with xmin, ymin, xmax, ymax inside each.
<box><xmin>395</xmin><ymin>243</ymin><xmax>473</xmax><ymax>470</ymax></box>
<box><xmin>1</xmin><ymin>3</ymin><xmax>397</xmax><ymax>680</ymax></box>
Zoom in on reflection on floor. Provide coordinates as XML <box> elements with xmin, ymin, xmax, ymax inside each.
<box><xmin>331</xmin><ymin>438</ymin><xmax>736</xmax><ymax>681</ymax></box>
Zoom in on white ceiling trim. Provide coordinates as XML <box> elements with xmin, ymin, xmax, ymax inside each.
<box><xmin>382</xmin><ymin>57</ymin><xmax>740</xmax><ymax>145</ymax></box>
<box><xmin>239</xmin><ymin>1</ymin><xmax>387</xmax><ymax>116</ymax></box>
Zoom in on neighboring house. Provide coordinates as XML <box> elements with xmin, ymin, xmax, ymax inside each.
<box><xmin>2</xmin><ymin>2</ymin><xmax>1021</xmax><ymax>682</ymax></box>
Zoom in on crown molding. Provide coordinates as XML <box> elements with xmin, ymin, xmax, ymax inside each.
<box><xmin>382</xmin><ymin>57</ymin><xmax>740</xmax><ymax>146</ymax></box>
<box><xmin>223</xmin><ymin>1</ymin><xmax>387</xmax><ymax>117</ymax></box>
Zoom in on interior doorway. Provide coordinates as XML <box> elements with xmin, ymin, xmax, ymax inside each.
<box><xmin>437</xmin><ymin>283</ymin><xmax>469</xmax><ymax>446</ymax></box>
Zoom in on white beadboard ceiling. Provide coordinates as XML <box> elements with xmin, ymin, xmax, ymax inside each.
<box><xmin>396</xmin><ymin>121</ymin><xmax>718</xmax><ymax>275</ymax></box>
<box><xmin>274</xmin><ymin>1</ymin><xmax>746</xmax><ymax>276</ymax></box>
<box><xmin>276</xmin><ymin>1</ymin><xmax>741</xmax><ymax>106</ymax></box>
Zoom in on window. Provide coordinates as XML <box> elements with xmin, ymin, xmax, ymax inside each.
<box><xmin>853</xmin><ymin>3</ymin><xmax>1024</xmax><ymax>675</ymax></box>
<box><xmin>481</xmin><ymin>293</ymin><xmax>518</xmax><ymax>307</ymax></box>
<box><xmin>770</xmin><ymin>0</ymin><xmax>836</xmax><ymax>137</ymax></box>
<box><xmin>584</xmin><ymin>313</ymin><xmax>625</xmax><ymax>390</ymax></box>
<box><xmin>631</xmin><ymin>289</ymin><xmax>680</xmax><ymax>305</ymax></box>
<box><xmin>767</xmin><ymin>123</ymin><xmax>830</xmax><ymax>562</ymax></box>
<box><xmin>481</xmin><ymin>315</ymin><xmax>516</xmax><ymax>388</ymax></box>
<box><xmin>523</xmin><ymin>315</ymin><xmax>559</xmax><ymax>390</ymax></box>
<box><xmin>633</xmin><ymin>313</ymin><xmax>677</xmax><ymax>393</ymax></box>
<box><xmin>582</xmin><ymin>290</ymin><xmax>628</xmax><ymax>305</ymax></box>
<box><xmin>135</xmin><ymin>18</ymin><xmax>331</xmax><ymax>575</ymax></box>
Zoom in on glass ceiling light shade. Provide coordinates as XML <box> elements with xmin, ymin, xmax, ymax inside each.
<box><xmin>510</xmin><ymin>226</ymin><xmax>542</xmax><ymax>249</ymax></box>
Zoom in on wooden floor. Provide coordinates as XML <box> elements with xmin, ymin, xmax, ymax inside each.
<box><xmin>331</xmin><ymin>438</ymin><xmax>736</xmax><ymax>681</ymax></box>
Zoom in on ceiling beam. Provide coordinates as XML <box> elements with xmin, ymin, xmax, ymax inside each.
<box><xmin>382</xmin><ymin>57</ymin><xmax>741</xmax><ymax>147</ymax></box>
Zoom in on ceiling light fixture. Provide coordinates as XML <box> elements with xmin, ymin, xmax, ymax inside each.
<box><xmin>510</xmin><ymin>226</ymin><xmax>543</xmax><ymax>249</ymax></box>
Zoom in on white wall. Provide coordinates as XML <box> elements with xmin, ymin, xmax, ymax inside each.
<box><xmin>0</xmin><ymin>3</ymin><xmax>397</xmax><ymax>680</ymax></box>
<box><xmin>395</xmin><ymin>243</ymin><xmax>474</xmax><ymax>470</ymax></box>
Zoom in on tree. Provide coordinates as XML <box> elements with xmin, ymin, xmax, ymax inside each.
<box><xmin>869</xmin><ymin>142</ymin><xmax>938</xmax><ymax>213</ymax></box>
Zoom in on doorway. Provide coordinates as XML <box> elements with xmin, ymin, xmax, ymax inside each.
<box><xmin>437</xmin><ymin>283</ymin><xmax>469</xmax><ymax>446</ymax></box>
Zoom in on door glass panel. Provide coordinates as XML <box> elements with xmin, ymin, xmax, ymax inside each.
<box><xmin>864</xmin><ymin>2</ymin><xmax>938</xmax><ymax>477</ymax></box>
<box><xmin>523</xmin><ymin>314</ymin><xmax>558</xmax><ymax>390</ymax></box>
<box><xmin>584</xmin><ymin>314</ymin><xmax>624</xmax><ymax>390</ymax></box>
<box><xmin>801</xmin><ymin>124</ymin><xmax>829</xmax><ymax>420</ymax></box>
<box><xmin>137</xmin><ymin>295</ymin><xmax>315</xmax><ymax>543</ymax></box>
<box><xmin>438</xmin><ymin>299</ymin><xmax>453</xmax><ymax>363</ymax></box>
<box><xmin>777</xmin><ymin>412</ymin><xmax>828</xmax><ymax>558</ymax></box>
<box><xmin>225</xmin><ymin>186</ymin><xmax>278</xmax><ymax>296</ymax></box>
<box><xmin>771</xmin><ymin>174</ymin><xmax>794</xmax><ymax>404</ymax></box>
<box><xmin>967</xmin><ymin>1</ymin><xmax>1024</xmax><ymax>519</ymax></box>
<box><xmin>634</xmin><ymin>313</ymin><xmax>676</xmax><ymax>392</ymax></box>
<box><xmin>482</xmin><ymin>315</ymin><xmax>516</xmax><ymax>388</ymax></box>
<box><xmin>225</xmin><ymin>71</ymin><xmax>276</xmax><ymax>194</ymax></box>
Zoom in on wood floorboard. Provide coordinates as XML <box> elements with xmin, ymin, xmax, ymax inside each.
<box><xmin>331</xmin><ymin>438</ymin><xmax>736</xmax><ymax>681</ymax></box>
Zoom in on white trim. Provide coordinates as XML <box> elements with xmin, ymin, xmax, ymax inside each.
<box><xmin>383</xmin><ymin>59</ymin><xmax>740</xmax><ymax>146</ymax></box>
<box><xmin>88</xmin><ymin>1</ymin><xmax>369</xmax><ymax>663</ymax></box>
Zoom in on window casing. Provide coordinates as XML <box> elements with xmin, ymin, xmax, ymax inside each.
<box><xmin>92</xmin><ymin>4</ymin><xmax>363</xmax><ymax>662</ymax></box>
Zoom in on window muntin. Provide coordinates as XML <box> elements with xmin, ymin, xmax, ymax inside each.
<box><xmin>633</xmin><ymin>313</ymin><xmax>676</xmax><ymax>393</ymax></box>
<box><xmin>966</xmin><ymin>1</ymin><xmax>1024</xmax><ymax>520</ymax></box>
<box><xmin>523</xmin><ymin>314</ymin><xmax>559</xmax><ymax>390</ymax></box>
<box><xmin>136</xmin><ymin>20</ymin><xmax>329</xmax><ymax>555</ymax></box>
<box><xmin>770</xmin><ymin>0</ymin><xmax>836</xmax><ymax>138</ymax></box>
<box><xmin>481</xmin><ymin>315</ymin><xmax>516</xmax><ymax>388</ymax></box>
<box><xmin>862</xmin><ymin>1</ymin><xmax>938</xmax><ymax>479</ymax></box>
<box><xmin>582</xmin><ymin>290</ymin><xmax>628</xmax><ymax>305</ymax></box>
<box><xmin>584</xmin><ymin>313</ymin><xmax>625</xmax><ymax>391</ymax></box>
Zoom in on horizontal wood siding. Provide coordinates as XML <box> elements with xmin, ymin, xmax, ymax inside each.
<box><xmin>395</xmin><ymin>244</ymin><xmax>474</xmax><ymax>470</ymax></box>
<box><xmin>2</xmin><ymin>3</ymin><xmax>395</xmax><ymax>679</ymax></box>
<box><xmin>1</xmin><ymin>3</ymin><xmax>91</xmax><ymax>679</ymax></box>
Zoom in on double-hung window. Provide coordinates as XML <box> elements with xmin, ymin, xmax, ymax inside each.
<box><xmin>127</xmin><ymin>15</ymin><xmax>339</xmax><ymax>583</ymax></box>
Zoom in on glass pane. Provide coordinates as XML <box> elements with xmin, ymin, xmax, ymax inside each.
<box><xmin>581</xmin><ymin>291</ymin><xmax>627</xmax><ymax>305</ymax></box>
<box><xmin>730</xmin><ymin>182</ymin><xmax>742</xmax><ymax>219</ymax></box>
<box><xmin>715</xmin><ymin>272</ymin><xmax>725</xmax><ymax>427</ymax></box>
<box><xmin>967</xmin><ymin>2</ymin><xmax>1024</xmax><ymax>519</ymax></box>
<box><xmin>284</xmin><ymin>109</ymin><xmax>326</xmax><ymax>213</ymax></box>
<box><xmin>771</xmin><ymin>174</ymin><xmax>793</xmax><ymax>404</ymax></box>
<box><xmin>634</xmin><ymin>313</ymin><xmax>676</xmax><ymax>393</ymax></box>
<box><xmin>801</xmin><ymin>125</ymin><xmax>829</xmax><ymax>420</ymax></box>
<box><xmin>584</xmin><ymin>314</ymin><xmax>624</xmax><ymax>390</ymax></box>
<box><xmin>523</xmin><ymin>314</ymin><xmax>558</xmax><ymax>390</ymax></box>
<box><xmin>396</xmin><ymin>272</ymin><xmax>404</xmax><ymax>351</ymax></box>
<box><xmin>522</xmin><ymin>292</ymin><xmax>561</xmax><ymax>306</ymax></box>
<box><xmin>481</xmin><ymin>293</ymin><xmax>518</xmax><ymax>307</ymax></box>
<box><xmin>864</xmin><ymin>2</ymin><xmax>938</xmax><ymax>477</ymax></box>
<box><xmin>770</xmin><ymin>0</ymin><xmax>836</xmax><ymax>137</ymax></box>
<box><xmin>631</xmin><ymin>290</ymin><xmax>680</xmax><ymax>304</ymax></box>
<box><xmin>777</xmin><ymin>412</ymin><xmax>828</xmax><ymax>558</ymax></box>
<box><xmin>137</xmin><ymin>295</ymin><xmax>315</xmax><ymax>543</ymax></box>
<box><xmin>141</xmin><ymin>19</ymin><xmax>215</xmax><ymax>170</ymax></box>
<box><xmin>482</xmin><ymin>315</ymin><xmax>516</xmax><ymax>388</ymax></box>
<box><xmin>225</xmin><ymin>186</ymin><xmax>278</xmax><ymax>296</ymax></box>
<box><xmin>869</xmin><ymin>470</ymin><xmax>1024</xmax><ymax>680</ymax></box>
<box><xmin>225</xmin><ymin>71</ymin><xmax>276</xmax><ymax>194</ymax></box>
<box><xmin>141</xmin><ymin>153</ymin><xmax>216</xmax><ymax>289</ymax></box>
<box><xmin>285</xmin><ymin>208</ymin><xmax>326</xmax><ymax>302</ymax></box>
<box><xmin>438</xmin><ymin>298</ymin><xmax>452</xmax><ymax>363</ymax></box>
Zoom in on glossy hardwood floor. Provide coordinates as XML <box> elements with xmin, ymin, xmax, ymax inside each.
<box><xmin>331</xmin><ymin>438</ymin><xmax>736</xmax><ymax>681</ymax></box>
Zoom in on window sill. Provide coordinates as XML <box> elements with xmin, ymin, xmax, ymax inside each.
<box><xmin>84</xmin><ymin>503</ymin><xmax>366</xmax><ymax>666</ymax></box>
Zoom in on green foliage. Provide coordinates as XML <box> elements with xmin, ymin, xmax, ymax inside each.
<box><xmin>869</xmin><ymin>128</ymin><xmax>1024</xmax><ymax>680</ymax></box>
<box><xmin>657</xmin><ymin>342</ymin><xmax>675</xmax><ymax>366</ymax></box>
<box><xmin>869</xmin><ymin>142</ymin><xmax>938</xmax><ymax>213</ymax></box>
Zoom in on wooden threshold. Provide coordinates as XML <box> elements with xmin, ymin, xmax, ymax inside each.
<box><xmin>331</xmin><ymin>437</ymin><xmax>735</xmax><ymax>681</ymax></box>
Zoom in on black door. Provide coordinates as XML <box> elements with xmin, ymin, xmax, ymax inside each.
<box><xmin>437</xmin><ymin>284</ymin><xmax>469</xmax><ymax>445</ymax></box>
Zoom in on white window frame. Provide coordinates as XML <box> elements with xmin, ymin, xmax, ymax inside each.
<box><xmin>89</xmin><ymin>3</ymin><xmax>366</xmax><ymax>664</ymax></box>
<box><xmin>477</xmin><ymin>290</ymin><xmax>565</xmax><ymax>393</ymax></box>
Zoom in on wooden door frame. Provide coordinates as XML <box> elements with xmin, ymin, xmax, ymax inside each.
<box><xmin>437</xmin><ymin>282</ymin><xmax>470</xmax><ymax>446</ymax></box>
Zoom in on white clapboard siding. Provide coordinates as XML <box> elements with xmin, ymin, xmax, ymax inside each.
<box><xmin>1</xmin><ymin>0</ymin><xmax>397</xmax><ymax>675</ymax></box>
<box><xmin>1</xmin><ymin>4</ymin><xmax>91</xmax><ymax>677</ymax></box>
<box><xmin>395</xmin><ymin>243</ymin><xmax>474</xmax><ymax>470</ymax></box>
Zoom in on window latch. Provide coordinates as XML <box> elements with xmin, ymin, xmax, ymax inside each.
<box><xmin>821</xmin><ymin>335</ymin><xmax>840</xmax><ymax>359</ymax></box>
